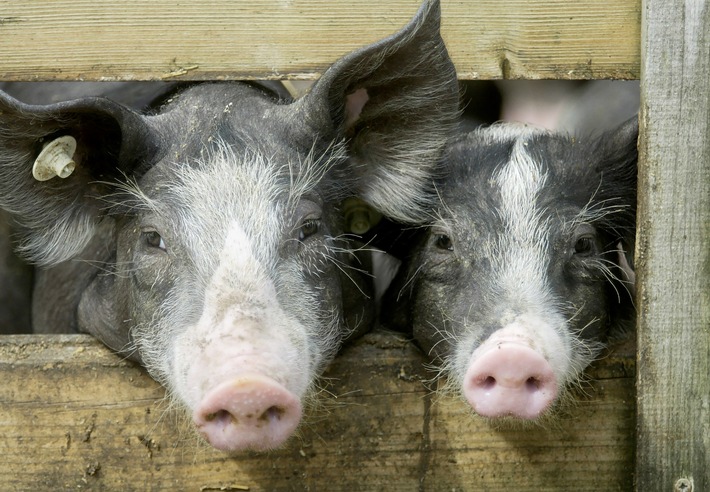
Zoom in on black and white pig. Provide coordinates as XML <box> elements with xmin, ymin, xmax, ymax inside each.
<box><xmin>0</xmin><ymin>0</ymin><xmax>458</xmax><ymax>451</ymax></box>
<box><xmin>0</xmin><ymin>81</ymin><xmax>182</xmax><ymax>335</ymax></box>
<box><xmin>382</xmin><ymin>117</ymin><xmax>637</xmax><ymax>421</ymax></box>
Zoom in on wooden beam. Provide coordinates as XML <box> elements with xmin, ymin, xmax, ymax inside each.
<box><xmin>0</xmin><ymin>331</ymin><xmax>634</xmax><ymax>490</ymax></box>
<box><xmin>0</xmin><ymin>0</ymin><xmax>640</xmax><ymax>81</ymax></box>
<box><xmin>636</xmin><ymin>0</ymin><xmax>710</xmax><ymax>490</ymax></box>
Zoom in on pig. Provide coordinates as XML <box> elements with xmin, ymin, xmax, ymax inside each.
<box><xmin>381</xmin><ymin>117</ymin><xmax>638</xmax><ymax>422</ymax></box>
<box><xmin>0</xmin><ymin>81</ymin><xmax>184</xmax><ymax>334</ymax></box>
<box><xmin>0</xmin><ymin>0</ymin><xmax>458</xmax><ymax>451</ymax></box>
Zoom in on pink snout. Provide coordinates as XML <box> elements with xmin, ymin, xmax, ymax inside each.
<box><xmin>194</xmin><ymin>374</ymin><xmax>302</xmax><ymax>452</ymax></box>
<box><xmin>463</xmin><ymin>342</ymin><xmax>557</xmax><ymax>419</ymax></box>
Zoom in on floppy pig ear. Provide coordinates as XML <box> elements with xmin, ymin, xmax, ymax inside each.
<box><xmin>300</xmin><ymin>0</ymin><xmax>459</xmax><ymax>223</ymax></box>
<box><xmin>0</xmin><ymin>92</ymin><xmax>159</xmax><ymax>265</ymax></box>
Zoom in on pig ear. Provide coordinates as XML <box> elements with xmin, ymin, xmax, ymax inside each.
<box><xmin>595</xmin><ymin>115</ymin><xmax>638</xmax><ymax>269</ymax></box>
<box><xmin>0</xmin><ymin>92</ymin><xmax>159</xmax><ymax>265</ymax></box>
<box><xmin>300</xmin><ymin>0</ymin><xmax>459</xmax><ymax>223</ymax></box>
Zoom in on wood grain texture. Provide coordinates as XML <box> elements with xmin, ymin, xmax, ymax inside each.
<box><xmin>0</xmin><ymin>332</ymin><xmax>634</xmax><ymax>491</ymax></box>
<box><xmin>636</xmin><ymin>1</ymin><xmax>710</xmax><ymax>490</ymax></box>
<box><xmin>0</xmin><ymin>0</ymin><xmax>640</xmax><ymax>81</ymax></box>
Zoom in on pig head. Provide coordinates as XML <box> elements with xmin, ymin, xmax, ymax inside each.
<box><xmin>0</xmin><ymin>0</ymin><xmax>458</xmax><ymax>451</ymax></box>
<box><xmin>383</xmin><ymin>117</ymin><xmax>638</xmax><ymax>421</ymax></box>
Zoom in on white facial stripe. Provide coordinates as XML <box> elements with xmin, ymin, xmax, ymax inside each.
<box><xmin>173</xmin><ymin>220</ymin><xmax>313</xmax><ymax>409</ymax></box>
<box><xmin>494</xmin><ymin>138</ymin><xmax>550</xmax><ymax>301</ymax></box>
<box><xmin>165</xmin><ymin>141</ymin><xmax>286</xmax><ymax>280</ymax></box>
<box><xmin>207</xmin><ymin>222</ymin><xmax>276</xmax><ymax>314</ymax></box>
<box><xmin>487</xmin><ymin>138</ymin><xmax>575</xmax><ymax>380</ymax></box>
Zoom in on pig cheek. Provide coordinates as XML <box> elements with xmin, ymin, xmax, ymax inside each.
<box><xmin>561</xmin><ymin>267</ymin><xmax>612</xmax><ymax>342</ymax></box>
<box><xmin>128</xmin><ymin>258</ymin><xmax>175</xmax><ymax>330</ymax></box>
<box><xmin>412</xmin><ymin>262</ymin><xmax>467</xmax><ymax>360</ymax></box>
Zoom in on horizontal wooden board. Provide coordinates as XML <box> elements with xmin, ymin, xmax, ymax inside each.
<box><xmin>0</xmin><ymin>0</ymin><xmax>640</xmax><ymax>81</ymax></box>
<box><xmin>0</xmin><ymin>331</ymin><xmax>635</xmax><ymax>490</ymax></box>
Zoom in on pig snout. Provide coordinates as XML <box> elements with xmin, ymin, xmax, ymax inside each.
<box><xmin>194</xmin><ymin>374</ymin><xmax>303</xmax><ymax>452</ymax></box>
<box><xmin>463</xmin><ymin>341</ymin><xmax>558</xmax><ymax>419</ymax></box>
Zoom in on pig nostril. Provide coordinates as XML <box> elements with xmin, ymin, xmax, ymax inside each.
<box><xmin>480</xmin><ymin>376</ymin><xmax>496</xmax><ymax>390</ymax></box>
<box><xmin>525</xmin><ymin>377</ymin><xmax>541</xmax><ymax>391</ymax></box>
<box><xmin>259</xmin><ymin>405</ymin><xmax>286</xmax><ymax>423</ymax></box>
<box><xmin>206</xmin><ymin>409</ymin><xmax>235</xmax><ymax>425</ymax></box>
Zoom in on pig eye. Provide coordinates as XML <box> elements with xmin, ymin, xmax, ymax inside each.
<box><xmin>573</xmin><ymin>236</ymin><xmax>595</xmax><ymax>256</ymax></box>
<box><xmin>143</xmin><ymin>231</ymin><xmax>167</xmax><ymax>252</ymax></box>
<box><xmin>298</xmin><ymin>219</ymin><xmax>320</xmax><ymax>241</ymax></box>
<box><xmin>434</xmin><ymin>234</ymin><xmax>454</xmax><ymax>251</ymax></box>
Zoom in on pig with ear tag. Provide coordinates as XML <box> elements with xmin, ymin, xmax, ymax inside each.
<box><xmin>0</xmin><ymin>0</ymin><xmax>458</xmax><ymax>452</ymax></box>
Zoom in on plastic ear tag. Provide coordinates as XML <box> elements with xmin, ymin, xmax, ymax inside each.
<box><xmin>32</xmin><ymin>135</ymin><xmax>77</xmax><ymax>181</ymax></box>
<box><xmin>343</xmin><ymin>197</ymin><xmax>382</xmax><ymax>235</ymax></box>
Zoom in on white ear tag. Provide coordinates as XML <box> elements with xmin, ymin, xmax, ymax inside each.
<box><xmin>32</xmin><ymin>135</ymin><xmax>77</xmax><ymax>181</ymax></box>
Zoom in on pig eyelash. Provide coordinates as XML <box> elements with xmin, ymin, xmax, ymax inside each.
<box><xmin>431</xmin><ymin>185</ymin><xmax>458</xmax><ymax>223</ymax></box>
<box><xmin>575</xmin><ymin>199</ymin><xmax>629</xmax><ymax>221</ymax></box>
<box><xmin>297</xmin><ymin>219</ymin><xmax>321</xmax><ymax>241</ymax></box>
<box><xmin>570</xmin><ymin>195</ymin><xmax>632</xmax><ymax>238</ymax></box>
<box><xmin>97</xmin><ymin>175</ymin><xmax>161</xmax><ymax>215</ymax></box>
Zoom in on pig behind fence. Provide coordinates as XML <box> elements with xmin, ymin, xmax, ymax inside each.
<box><xmin>0</xmin><ymin>0</ymin><xmax>458</xmax><ymax>452</ymax></box>
<box><xmin>382</xmin><ymin>116</ymin><xmax>638</xmax><ymax>422</ymax></box>
<box><xmin>0</xmin><ymin>81</ymin><xmax>181</xmax><ymax>336</ymax></box>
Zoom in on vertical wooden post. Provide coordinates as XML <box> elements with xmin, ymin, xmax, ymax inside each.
<box><xmin>637</xmin><ymin>1</ymin><xmax>710</xmax><ymax>490</ymax></box>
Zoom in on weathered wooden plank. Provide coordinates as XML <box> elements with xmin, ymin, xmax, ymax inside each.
<box><xmin>0</xmin><ymin>0</ymin><xmax>640</xmax><ymax>81</ymax></box>
<box><xmin>636</xmin><ymin>0</ymin><xmax>710</xmax><ymax>490</ymax></box>
<box><xmin>0</xmin><ymin>331</ymin><xmax>634</xmax><ymax>490</ymax></box>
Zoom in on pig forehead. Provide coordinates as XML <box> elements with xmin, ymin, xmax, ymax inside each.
<box><xmin>443</xmin><ymin>133</ymin><xmax>594</xmax><ymax>226</ymax></box>
<box><xmin>442</xmin><ymin>135</ymin><xmax>546</xmax><ymax>219</ymax></box>
<box><xmin>134</xmin><ymin>144</ymin><xmax>314</xmax><ymax>264</ymax></box>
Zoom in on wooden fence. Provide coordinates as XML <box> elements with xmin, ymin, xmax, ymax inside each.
<box><xmin>0</xmin><ymin>1</ymin><xmax>707</xmax><ymax>490</ymax></box>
